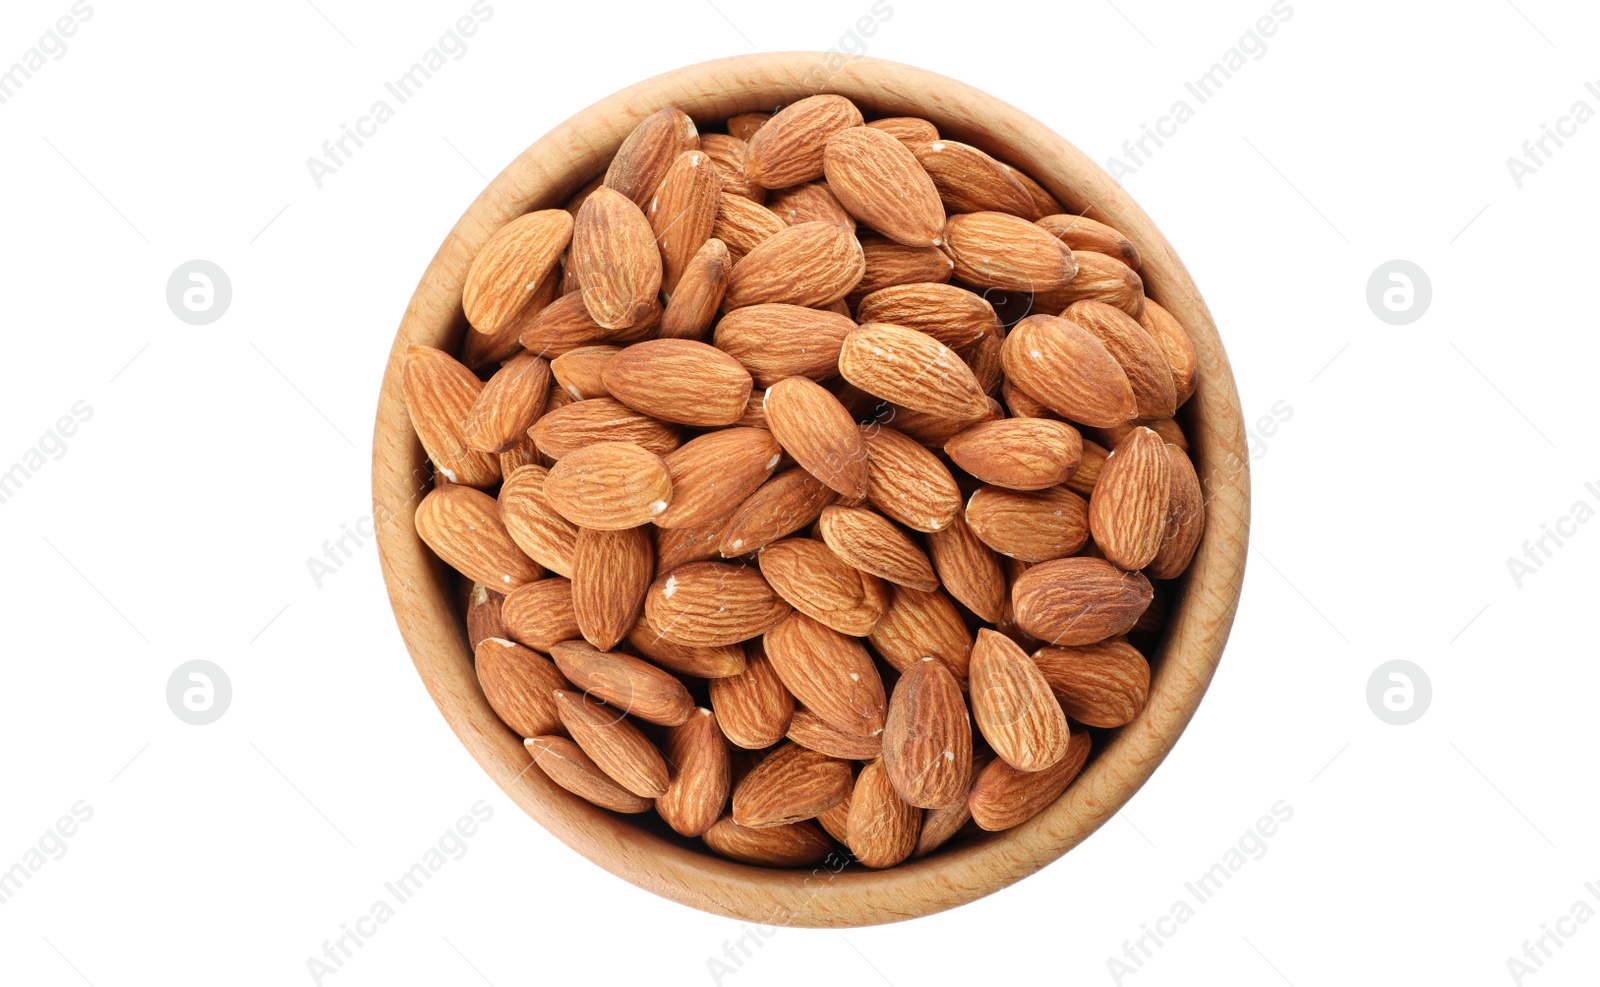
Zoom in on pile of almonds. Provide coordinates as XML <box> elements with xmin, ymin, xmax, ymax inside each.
<box><xmin>404</xmin><ymin>94</ymin><xmax>1205</xmax><ymax>870</ymax></box>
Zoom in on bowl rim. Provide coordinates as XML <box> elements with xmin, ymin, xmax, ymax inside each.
<box><xmin>372</xmin><ymin>52</ymin><xmax>1250</xmax><ymax>928</ymax></box>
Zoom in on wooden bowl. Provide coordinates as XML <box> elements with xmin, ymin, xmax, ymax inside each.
<box><xmin>373</xmin><ymin>53</ymin><xmax>1249</xmax><ymax>927</ymax></box>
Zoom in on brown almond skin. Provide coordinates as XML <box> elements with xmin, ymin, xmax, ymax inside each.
<box><xmin>724</xmin><ymin>221</ymin><xmax>866</xmax><ymax>310</ymax></box>
<box><xmin>549</xmin><ymin>345</ymin><xmax>618</xmax><ymax>402</ymax></box>
<box><xmin>403</xmin><ymin>346</ymin><xmax>502</xmax><ymax>489</ymax></box>
<box><xmin>786</xmin><ymin>709</ymin><xmax>884</xmax><ymax>760</ymax></box>
<box><xmin>627</xmin><ymin>614</ymin><xmax>747</xmax><ymax>678</ymax></box>
<box><xmin>466</xmin><ymin>584</ymin><xmax>507</xmax><ymax>650</ymax></box>
<box><xmin>883</xmin><ymin>657</ymin><xmax>973</xmax><ymax>809</ymax></box>
<box><xmin>570</xmin><ymin>186</ymin><xmax>664</xmax><ymax>330</ymax></box>
<box><xmin>529</xmin><ymin>397</ymin><xmax>681</xmax><ymax>460</ymax></box>
<box><xmin>945</xmin><ymin>418</ymin><xmax>1083</xmax><ymax>491</ymax></box>
<box><xmin>461</xmin><ymin>274</ymin><xmax>555</xmax><ymax>372</ymax></box>
<box><xmin>649</xmin><ymin>149</ymin><xmax>719</xmax><ymax>294</ymax></box>
<box><xmin>525</xmin><ymin>736</ymin><xmax>653</xmax><ymax>814</ymax></box>
<box><xmin>745</xmin><ymin>94</ymin><xmax>865</xmax><ymax>188</ymax></box>
<box><xmin>702</xmin><ymin>816</ymin><xmax>833</xmax><ymax>867</ymax></box>
<box><xmin>846</xmin><ymin>760</ymin><xmax>920</xmax><ymax>868</ymax></box>
<box><xmin>1036</xmin><ymin>250</ymin><xmax>1145</xmax><ymax>317</ymax></box>
<box><xmin>462</xmin><ymin>352</ymin><xmax>552</xmax><ymax>454</ymax></box>
<box><xmin>644</xmin><ymin>562</ymin><xmax>792</xmax><ymax>647</ymax></box>
<box><xmin>553</xmin><ymin>690</ymin><xmax>670</xmax><ymax>799</ymax></box>
<box><xmin>542</xmin><ymin>441</ymin><xmax>673</xmax><ymax>530</ymax></box>
<box><xmin>1001</xmin><ymin>314</ymin><xmax>1138</xmax><ymax>428</ymax></box>
<box><xmin>570</xmin><ymin>526</ymin><xmax>654</xmax><ymax>652</ymax></box>
<box><xmin>713</xmin><ymin>303</ymin><xmax>857</xmax><ymax>388</ymax></box>
<box><xmin>969</xmin><ymin>729</ymin><xmax>1092</xmax><ymax>831</ymax></box>
<box><xmin>763</xmin><ymin>376</ymin><xmax>870</xmax><ymax>499</ymax></box>
<box><xmin>1011</xmin><ymin>557</ymin><xmax>1154</xmax><ymax>646</ymax></box>
<box><xmin>475</xmin><ymin>638</ymin><xmax>567</xmax><ymax>738</ymax></box>
<box><xmin>816</xmin><ymin>505</ymin><xmax>939</xmax><ymax>593</ymax></box>
<box><xmin>866</xmin><ymin>116</ymin><xmax>939</xmax><ymax>145</ymax></box>
<box><xmin>928</xmin><ymin>513</ymin><xmax>1007</xmax><ymax>623</ymax></box>
<box><xmin>656</xmin><ymin>427</ymin><xmax>781</xmax><ymax>530</ymax></box>
<box><xmin>961</xmin><ymin>330</ymin><xmax>1004</xmax><ymax>395</ymax></box>
<box><xmin>1037</xmin><ymin>214</ymin><xmax>1142</xmax><ymax>271</ymax></box>
<box><xmin>660</xmin><ymin>237</ymin><xmax>731</xmax><ymax>340</ymax></box>
<box><xmin>708</xmin><ymin>640</ymin><xmax>795</xmax><ymax>749</ymax></box>
<box><xmin>500</xmin><ymin>578</ymin><xmax>578</xmax><ymax>651</ymax></box>
<box><xmin>654</xmin><ymin>504</ymin><xmax>738</xmax><ymax>575</ymax></box>
<box><xmin>1137</xmin><ymin>300</ymin><xmax>1199</xmax><ymax>407</ymax></box>
<box><xmin>516</xmin><ymin>290</ymin><xmax>660</xmax><ymax>358</ymax></box>
<box><xmin>839</xmin><ymin>322</ymin><xmax>990</xmax><ymax>421</ymax></box>
<box><xmin>1062</xmin><ymin>300</ymin><xmax>1177</xmax><ymax>422</ymax></box>
<box><xmin>766</xmin><ymin>181</ymin><xmax>857</xmax><ymax>232</ymax></box>
<box><xmin>498</xmin><ymin>465</ymin><xmax>579</xmax><ymax>578</ymax></box>
<box><xmin>1147</xmin><ymin>443</ymin><xmax>1206</xmax><ymax>580</ymax></box>
<box><xmin>882</xmin><ymin>396</ymin><xmax>1003</xmax><ymax>448</ymax></box>
<box><xmin>415</xmin><ymin>485</ymin><xmax>539</xmax><ymax>590</ymax></box>
<box><xmin>550</xmin><ymin>638</ymin><xmax>691</xmax><ymax>727</ymax></box>
<box><xmin>913</xmin><ymin>140</ymin><xmax>1035</xmax><ymax>217</ymax></box>
<box><xmin>725</xmin><ymin>113</ymin><xmax>771</xmax><ymax>143</ymax></box>
<box><xmin>868</xmin><ymin>585</ymin><xmax>974</xmax><ymax>681</ymax></box>
<box><xmin>1088</xmin><ymin>427</ymin><xmax>1173</xmax><ymax>571</ymax></box>
<box><xmin>764</xmin><ymin>612</ymin><xmax>887</xmax><ymax>737</ymax></box>
<box><xmin>860</xmin><ymin>425</ymin><xmax>963</xmax><ymax>533</ymax></box>
<box><xmin>816</xmin><ymin>797</ymin><xmax>853</xmax><ymax>845</ymax></box>
<box><xmin>851</xmin><ymin>235</ymin><xmax>955</xmax><ymax>302</ymax></box>
<box><xmin>969</xmin><ymin>629</ymin><xmax>1070</xmax><ymax>772</ymax></box>
<box><xmin>657</xmin><ymin>708</ymin><xmax>732</xmax><ymax>837</ymax></box>
<box><xmin>1004</xmin><ymin>164</ymin><xmax>1065</xmax><ymax>220</ymax></box>
<box><xmin>823</xmin><ymin>126</ymin><xmax>945</xmax><ymax>247</ymax></box>
<box><xmin>1066</xmin><ymin>440</ymin><xmax>1110</xmax><ymax>499</ymax></box>
<box><xmin>713</xmin><ymin>192</ymin><xmax>787</xmax><ymax>257</ymax></box>
<box><xmin>701</xmin><ymin>133</ymin><xmax>765</xmax><ymax>203</ymax></box>
<box><xmin>1032</xmin><ymin>638</ymin><xmax>1152</xmax><ymax>728</ymax></box>
<box><xmin>855</xmin><ymin>282</ymin><xmax>999</xmax><ymax>349</ymax></box>
<box><xmin>941</xmin><ymin>211</ymin><xmax>1076</xmax><ymax>292</ymax></box>
<box><xmin>758</xmin><ymin>538</ymin><xmax>888</xmax><ymax>636</ymax></box>
<box><xmin>719</xmin><ymin>467</ymin><xmax>837</xmax><ymax>556</ymax></box>
<box><xmin>732</xmin><ymin>742</ymin><xmax>854</xmax><ymax>828</ymax></box>
<box><xmin>462</xmin><ymin>209</ymin><xmax>573</xmax><ymax>334</ymax></box>
<box><xmin>966</xmin><ymin>485</ymin><xmax>1091</xmax><ymax>563</ymax></box>
<box><xmin>601</xmin><ymin>338</ymin><xmax>753</xmax><ymax>427</ymax></box>
<box><xmin>604</xmin><ymin>107</ymin><xmax>699</xmax><ymax>210</ymax></box>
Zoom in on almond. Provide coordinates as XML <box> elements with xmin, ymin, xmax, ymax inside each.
<box><xmin>968</xmin><ymin>629</ymin><xmax>1070</xmax><ymax>772</ymax></box>
<box><xmin>816</xmin><ymin>797</ymin><xmax>853</xmax><ymax>844</ymax></box>
<box><xmin>719</xmin><ymin>467</ymin><xmax>837</xmax><ymax>556</ymax></box>
<box><xmin>960</xmin><ymin>330</ymin><xmax>1004</xmax><ymax>395</ymax></box>
<box><xmin>941</xmin><ymin>212</ymin><xmax>1076</xmax><ymax>292</ymax></box>
<box><xmin>525</xmin><ymin>736</ymin><xmax>653</xmax><ymax>814</ymax></box>
<box><xmin>724</xmin><ymin>221</ymin><xmax>865</xmax><ymax>310</ymax></box>
<box><xmin>1037</xmin><ymin>214</ymin><xmax>1142</xmax><ymax>271</ymax></box>
<box><xmin>816</xmin><ymin>504</ymin><xmax>938</xmax><ymax>592</ymax></box>
<box><xmin>859</xmin><ymin>425</ymin><xmax>963</xmax><ymax>533</ymax></box>
<box><xmin>542</xmin><ymin>440</ymin><xmax>673</xmax><ymax>529</ymax></box>
<box><xmin>500</xmin><ymin>577</ymin><xmax>579</xmax><ymax>651</ymax></box>
<box><xmin>1137</xmin><ymin>300</ymin><xmax>1199</xmax><ymax>407</ymax></box>
<box><xmin>966</xmin><ymin>484</ymin><xmax>1091</xmax><ymax>562</ymax></box>
<box><xmin>644</xmin><ymin>561</ymin><xmax>791</xmax><ymax>647</ymax></box>
<box><xmin>466</xmin><ymin>583</ymin><xmax>507</xmax><ymax>650</ymax></box>
<box><xmin>516</xmin><ymin>290</ymin><xmax>661</xmax><ymax>358</ymax></box>
<box><xmin>854</xmin><ymin>283</ymin><xmax>999</xmax><ymax>349</ymax></box>
<box><xmin>701</xmin><ymin>817</ymin><xmax>833</xmax><ymax>867</ymax></box>
<box><xmin>1001</xmin><ymin>314</ymin><xmax>1137</xmax><ymax>428</ymax></box>
<box><xmin>865</xmin><ymin>116</ymin><xmax>939</xmax><ymax>146</ymax></box>
<box><xmin>475</xmin><ymin>637</ymin><xmax>566</xmax><ymax>737</ymax></box>
<box><xmin>1036</xmin><ymin>250</ymin><xmax>1144</xmax><ymax>317</ymax></box>
<box><xmin>414</xmin><ymin>485</ymin><xmax>539</xmax><ymax>589</ymax></box>
<box><xmin>648</xmin><ymin>150</ymin><xmax>720</xmax><ymax>294</ymax></box>
<box><xmin>659</xmin><ymin>237</ymin><xmax>731</xmax><ymax>339</ymax></box>
<box><xmin>1066</xmin><ymin>439</ymin><xmax>1109</xmax><ymax>498</ymax></box>
<box><xmin>657</xmin><ymin>708</ymin><xmax>732</xmax><ymax>837</ymax></box>
<box><xmin>1088</xmin><ymin>426</ymin><xmax>1172</xmax><ymax>571</ymax></box>
<box><xmin>868</xmin><ymin>585</ymin><xmax>974</xmax><ymax>681</ymax></box>
<box><xmin>712</xmin><ymin>303</ymin><xmax>856</xmax><ymax>387</ymax></box>
<box><xmin>823</xmin><ymin>126</ymin><xmax>945</xmax><ymax>247</ymax></box>
<box><xmin>1011</xmin><ymin>557</ymin><xmax>1153</xmax><ymax>645</ymax></box>
<box><xmin>654</xmin><ymin>504</ymin><xmax>740</xmax><ymax>575</ymax></box>
<box><xmin>882</xmin><ymin>396</ymin><xmax>1003</xmax><ymax>448</ymax></box>
<box><xmin>945</xmin><ymin>418</ymin><xmax>1082</xmax><ymax>491</ymax></box>
<box><xmin>845</xmin><ymin>759</ymin><xmax>920</xmax><ymax>868</ymax></box>
<box><xmin>927</xmin><ymin>513</ymin><xmax>1007</xmax><ymax>622</ymax></box>
<box><xmin>1061</xmin><ymin>300</ymin><xmax>1176</xmax><ymax>421</ymax></box>
<box><xmin>627</xmin><ymin>612</ymin><xmax>748</xmax><ymax>678</ymax></box>
<box><xmin>1003</xmin><ymin>164</ymin><xmax>1064</xmax><ymax>220</ymax></box>
<box><xmin>551</xmin><ymin>638</ymin><xmax>692</xmax><ymax>727</ymax></box>
<box><xmin>602</xmin><ymin>338</ymin><xmax>753</xmax><ymax>426</ymax></box>
<box><xmin>913</xmin><ymin>752</ymin><xmax>990</xmax><ymax>857</ymax></box>
<box><xmin>700</xmin><ymin>133</ymin><xmax>764</xmax><ymax>202</ymax></box>
<box><xmin>654</xmin><ymin>428</ymin><xmax>779</xmax><ymax>532</ymax></box>
<box><xmin>528</xmin><ymin>397</ymin><xmax>681</xmax><ymax>460</ymax></box>
<box><xmin>461</xmin><ymin>274</ymin><xmax>555</xmax><ymax>372</ymax></box>
<box><xmin>498</xmin><ymin>464</ymin><xmax>579</xmax><ymax>577</ymax></box>
<box><xmin>1147</xmin><ymin>442</ymin><xmax>1205</xmax><ymax>580</ymax></box>
<box><xmin>1032</xmin><ymin>638</ymin><xmax>1151</xmax><ymax>728</ymax></box>
<box><xmin>571</xmin><ymin>525</ymin><xmax>653</xmax><ymax>650</ymax></box>
<box><xmin>732</xmin><ymin>742</ymin><xmax>854</xmax><ymax>828</ymax></box>
<box><xmin>882</xmin><ymin>657</ymin><xmax>972</xmax><ymax>808</ymax></box>
<box><xmin>604</xmin><ymin>107</ymin><xmax>699</xmax><ymax>209</ymax></box>
<box><xmin>762</xmin><ymin>376</ymin><xmax>870</xmax><ymax>499</ymax></box>
<box><xmin>913</xmin><ymin>140</ymin><xmax>1035</xmax><ymax>217</ymax></box>
<box><xmin>462</xmin><ymin>351</ymin><xmax>552</xmax><ymax>454</ymax></box>
<box><xmin>766</xmin><ymin>180</ymin><xmax>857</xmax><ymax>232</ymax></box>
<box><xmin>571</xmin><ymin>186</ymin><xmax>663</xmax><ymax>330</ymax></box>
<box><xmin>758</xmin><ymin>538</ymin><xmax>888</xmax><ymax>636</ymax></box>
<box><xmin>403</xmin><ymin>346</ymin><xmax>502</xmax><ymax>488</ymax></box>
<box><xmin>712</xmin><ymin>192</ymin><xmax>786</xmax><ymax>257</ymax></box>
<box><xmin>968</xmin><ymin>729</ymin><xmax>1091</xmax><ymax>831</ymax></box>
<box><xmin>462</xmin><ymin>209</ymin><xmax>573</xmax><ymax>334</ymax></box>
<box><xmin>708</xmin><ymin>639</ymin><xmax>795</xmax><ymax>749</ymax></box>
<box><xmin>552</xmin><ymin>689</ymin><xmax>670</xmax><ymax>798</ymax></box>
<box><xmin>764</xmin><ymin>612</ymin><xmax>887</xmax><ymax>737</ymax></box>
<box><xmin>838</xmin><ymin>323</ymin><xmax>990</xmax><ymax>420</ymax></box>
<box><xmin>745</xmin><ymin>94</ymin><xmax>864</xmax><ymax>188</ymax></box>
<box><xmin>549</xmin><ymin>345</ymin><xmax>618</xmax><ymax>402</ymax></box>
<box><xmin>851</xmin><ymin>235</ymin><xmax>954</xmax><ymax>302</ymax></box>
<box><xmin>786</xmin><ymin>709</ymin><xmax>883</xmax><ymax>760</ymax></box>
<box><xmin>724</xmin><ymin>112</ymin><xmax>771</xmax><ymax>143</ymax></box>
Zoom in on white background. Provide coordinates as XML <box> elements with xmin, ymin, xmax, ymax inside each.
<box><xmin>2</xmin><ymin>0</ymin><xmax>1597</xmax><ymax>984</ymax></box>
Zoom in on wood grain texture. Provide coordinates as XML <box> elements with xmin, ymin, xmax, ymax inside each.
<box><xmin>372</xmin><ymin>52</ymin><xmax>1249</xmax><ymax>929</ymax></box>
